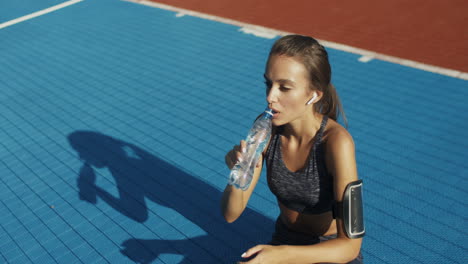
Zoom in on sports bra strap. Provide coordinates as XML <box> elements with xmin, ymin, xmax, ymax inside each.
<box><xmin>315</xmin><ymin>116</ymin><xmax>328</xmax><ymax>144</ymax></box>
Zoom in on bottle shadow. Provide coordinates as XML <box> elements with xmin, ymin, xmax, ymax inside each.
<box><xmin>68</xmin><ymin>131</ymin><xmax>274</xmax><ymax>263</ymax></box>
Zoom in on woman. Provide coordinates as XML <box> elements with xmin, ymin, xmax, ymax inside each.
<box><xmin>221</xmin><ymin>35</ymin><xmax>364</xmax><ymax>263</ymax></box>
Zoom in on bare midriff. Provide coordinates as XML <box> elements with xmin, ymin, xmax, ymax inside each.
<box><xmin>278</xmin><ymin>202</ymin><xmax>337</xmax><ymax>237</ymax></box>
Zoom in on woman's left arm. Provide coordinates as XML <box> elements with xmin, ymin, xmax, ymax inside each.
<box><xmin>240</xmin><ymin>128</ymin><xmax>363</xmax><ymax>264</ymax></box>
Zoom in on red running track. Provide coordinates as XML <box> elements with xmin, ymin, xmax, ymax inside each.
<box><xmin>150</xmin><ymin>0</ymin><xmax>468</xmax><ymax>73</ymax></box>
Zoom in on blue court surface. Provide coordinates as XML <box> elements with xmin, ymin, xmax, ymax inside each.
<box><xmin>1</xmin><ymin>0</ymin><xmax>467</xmax><ymax>263</ymax></box>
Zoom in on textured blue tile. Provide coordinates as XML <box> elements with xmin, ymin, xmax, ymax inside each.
<box><xmin>2</xmin><ymin>247</ymin><xmax>29</xmax><ymax>263</ymax></box>
<box><xmin>0</xmin><ymin>254</ymin><xmax>7</xmax><ymax>264</ymax></box>
<box><xmin>7</xmin><ymin>253</ymin><xmax>33</xmax><ymax>264</ymax></box>
<box><xmin>54</xmin><ymin>250</ymin><xmax>81</xmax><ymax>264</ymax></box>
<box><xmin>30</xmin><ymin>250</ymin><xmax>56</xmax><ymax>264</ymax></box>
<box><xmin>79</xmin><ymin>250</ymin><xmax>108</xmax><ymax>264</ymax></box>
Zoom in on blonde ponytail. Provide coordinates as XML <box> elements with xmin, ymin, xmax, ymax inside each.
<box><xmin>315</xmin><ymin>83</ymin><xmax>347</xmax><ymax>127</ymax></box>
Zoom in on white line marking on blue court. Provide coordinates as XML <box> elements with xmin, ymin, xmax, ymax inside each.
<box><xmin>358</xmin><ymin>55</ymin><xmax>374</xmax><ymax>63</ymax></box>
<box><xmin>239</xmin><ymin>26</ymin><xmax>278</xmax><ymax>39</ymax></box>
<box><xmin>124</xmin><ymin>0</ymin><xmax>468</xmax><ymax>80</ymax></box>
<box><xmin>0</xmin><ymin>0</ymin><xmax>84</xmax><ymax>30</ymax></box>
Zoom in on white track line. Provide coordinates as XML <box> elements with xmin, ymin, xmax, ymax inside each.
<box><xmin>0</xmin><ymin>0</ymin><xmax>84</xmax><ymax>30</ymax></box>
<box><xmin>124</xmin><ymin>0</ymin><xmax>468</xmax><ymax>80</ymax></box>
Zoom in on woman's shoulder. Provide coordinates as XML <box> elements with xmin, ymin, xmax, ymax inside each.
<box><xmin>322</xmin><ymin>118</ymin><xmax>357</xmax><ymax>177</ymax></box>
<box><xmin>322</xmin><ymin>118</ymin><xmax>354</xmax><ymax>150</ymax></box>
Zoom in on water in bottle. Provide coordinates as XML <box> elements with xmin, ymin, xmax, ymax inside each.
<box><xmin>228</xmin><ymin>108</ymin><xmax>273</xmax><ymax>190</ymax></box>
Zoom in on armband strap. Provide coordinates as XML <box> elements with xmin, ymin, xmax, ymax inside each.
<box><xmin>333</xmin><ymin>180</ymin><xmax>365</xmax><ymax>239</ymax></box>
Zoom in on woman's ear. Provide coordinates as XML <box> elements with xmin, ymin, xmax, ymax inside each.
<box><xmin>306</xmin><ymin>93</ymin><xmax>317</xmax><ymax>105</ymax></box>
<box><xmin>306</xmin><ymin>90</ymin><xmax>323</xmax><ymax>105</ymax></box>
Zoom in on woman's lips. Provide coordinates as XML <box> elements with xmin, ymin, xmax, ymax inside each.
<box><xmin>271</xmin><ymin>109</ymin><xmax>280</xmax><ymax>118</ymax></box>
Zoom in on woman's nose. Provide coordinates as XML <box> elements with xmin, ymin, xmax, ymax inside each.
<box><xmin>266</xmin><ymin>86</ymin><xmax>278</xmax><ymax>104</ymax></box>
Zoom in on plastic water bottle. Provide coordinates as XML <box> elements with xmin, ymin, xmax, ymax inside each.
<box><xmin>228</xmin><ymin>108</ymin><xmax>273</xmax><ymax>190</ymax></box>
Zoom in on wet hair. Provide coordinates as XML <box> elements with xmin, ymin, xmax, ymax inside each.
<box><xmin>268</xmin><ymin>35</ymin><xmax>347</xmax><ymax>126</ymax></box>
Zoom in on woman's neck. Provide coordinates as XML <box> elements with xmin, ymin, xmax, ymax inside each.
<box><xmin>283</xmin><ymin>112</ymin><xmax>323</xmax><ymax>143</ymax></box>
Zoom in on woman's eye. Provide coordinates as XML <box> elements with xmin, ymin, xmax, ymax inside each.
<box><xmin>280</xmin><ymin>86</ymin><xmax>291</xmax><ymax>91</ymax></box>
<box><xmin>264</xmin><ymin>81</ymin><xmax>272</xmax><ymax>88</ymax></box>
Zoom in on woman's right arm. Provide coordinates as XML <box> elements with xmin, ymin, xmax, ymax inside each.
<box><xmin>221</xmin><ymin>140</ymin><xmax>264</xmax><ymax>223</ymax></box>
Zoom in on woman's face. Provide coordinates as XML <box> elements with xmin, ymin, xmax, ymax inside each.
<box><xmin>264</xmin><ymin>55</ymin><xmax>315</xmax><ymax>126</ymax></box>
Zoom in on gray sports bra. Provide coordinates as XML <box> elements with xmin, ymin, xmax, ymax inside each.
<box><xmin>265</xmin><ymin>116</ymin><xmax>334</xmax><ymax>214</ymax></box>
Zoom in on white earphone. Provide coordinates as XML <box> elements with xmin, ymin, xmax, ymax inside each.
<box><xmin>306</xmin><ymin>92</ymin><xmax>318</xmax><ymax>105</ymax></box>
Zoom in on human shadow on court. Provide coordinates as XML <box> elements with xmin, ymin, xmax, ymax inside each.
<box><xmin>68</xmin><ymin>131</ymin><xmax>274</xmax><ymax>263</ymax></box>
